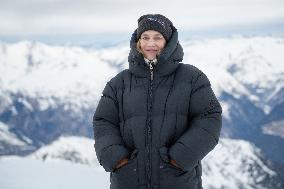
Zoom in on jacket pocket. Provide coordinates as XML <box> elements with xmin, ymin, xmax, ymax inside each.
<box><xmin>111</xmin><ymin>149</ymin><xmax>138</xmax><ymax>189</ymax></box>
<box><xmin>159</xmin><ymin>147</ymin><xmax>198</xmax><ymax>189</ymax></box>
<box><xmin>159</xmin><ymin>146</ymin><xmax>187</xmax><ymax>173</ymax></box>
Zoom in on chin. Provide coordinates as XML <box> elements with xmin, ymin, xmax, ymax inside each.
<box><xmin>146</xmin><ymin>55</ymin><xmax>157</xmax><ymax>60</ymax></box>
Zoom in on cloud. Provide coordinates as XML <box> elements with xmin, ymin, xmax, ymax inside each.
<box><xmin>0</xmin><ymin>0</ymin><xmax>284</xmax><ymax>35</ymax></box>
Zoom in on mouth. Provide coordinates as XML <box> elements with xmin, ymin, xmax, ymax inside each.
<box><xmin>146</xmin><ymin>49</ymin><xmax>158</xmax><ymax>53</ymax></box>
<box><xmin>143</xmin><ymin>49</ymin><xmax>160</xmax><ymax>59</ymax></box>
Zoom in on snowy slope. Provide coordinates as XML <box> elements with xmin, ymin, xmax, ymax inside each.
<box><xmin>28</xmin><ymin>136</ymin><xmax>99</xmax><ymax>166</ymax></box>
<box><xmin>181</xmin><ymin>37</ymin><xmax>284</xmax><ymax>113</ymax></box>
<box><xmin>18</xmin><ymin>136</ymin><xmax>281</xmax><ymax>189</ymax></box>
<box><xmin>0</xmin><ymin>121</ymin><xmax>35</xmax><ymax>155</ymax></box>
<box><xmin>0</xmin><ymin>41</ymin><xmax>118</xmax><ymax>112</ymax></box>
<box><xmin>262</xmin><ymin>119</ymin><xmax>284</xmax><ymax>138</ymax></box>
<box><xmin>203</xmin><ymin>138</ymin><xmax>280</xmax><ymax>189</ymax></box>
<box><xmin>0</xmin><ymin>121</ymin><xmax>27</xmax><ymax>147</ymax></box>
<box><xmin>0</xmin><ymin>156</ymin><xmax>109</xmax><ymax>189</ymax></box>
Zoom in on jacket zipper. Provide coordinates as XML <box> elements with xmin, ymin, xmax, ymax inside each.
<box><xmin>149</xmin><ymin>61</ymin><xmax>154</xmax><ymax>81</ymax></box>
<box><xmin>146</xmin><ymin>60</ymin><xmax>154</xmax><ymax>189</ymax></box>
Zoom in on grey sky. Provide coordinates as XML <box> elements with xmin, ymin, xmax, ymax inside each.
<box><xmin>0</xmin><ymin>0</ymin><xmax>284</xmax><ymax>35</ymax></box>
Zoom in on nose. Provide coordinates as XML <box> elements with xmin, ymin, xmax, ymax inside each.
<box><xmin>146</xmin><ymin>39</ymin><xmax>156</xmax><ymax>46</ymax></box>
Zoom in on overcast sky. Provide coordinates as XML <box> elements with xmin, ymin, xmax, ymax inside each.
<box><xmin>0</xmin><ymin>0</ymin><xmax>283</xmax><ymax>38</ymax></box>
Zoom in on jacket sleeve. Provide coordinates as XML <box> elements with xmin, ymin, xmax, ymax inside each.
<box><xmin>93</xmin><ymin>81</ymin><xmax>129</xmax><ymax>172</ymax></box>
<box><xmin>169</xmin><ymin>71</ymin><xmax>222</xmax><ymax>172</ymax></box>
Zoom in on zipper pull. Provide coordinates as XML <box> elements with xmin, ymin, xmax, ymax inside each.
<box><xmin>149</xmin><ymin>61</ymin><xmax>154</xmax><ymax>81</ymax></box>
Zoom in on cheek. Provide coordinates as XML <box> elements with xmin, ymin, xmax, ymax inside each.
<box><xmin>140</xmin><ymin>43</ymin><xmax>146</xmax><ymax>51</ymax></box>
<box><xmin>158</xmin><ymin>42</ymin><xmax>166</xmax><ymax>49</ymax></box>
<box><xmin>158</xmin><ymin>43</ymin><xmax>166</xmax><ymax>51</ymax></box>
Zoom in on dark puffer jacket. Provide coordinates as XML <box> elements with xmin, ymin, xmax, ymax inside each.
<box><xmin>93</xmin><ymin>28</ymin><xmax>222</xmax><ymax>189</ymax></box>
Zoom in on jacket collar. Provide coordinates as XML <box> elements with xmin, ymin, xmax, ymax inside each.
<box><xmin>128</xmin><ymin>28</ymin><xmax>183</xmax><ymax>78</ymax></box>
<box><xmin>144</xmin><ymin>58</ymin><xmax>157</xmax><ymax>67</ymax></box>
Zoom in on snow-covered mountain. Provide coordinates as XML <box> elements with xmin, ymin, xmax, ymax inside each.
<box><xmin>203</xmin><ymin>138</ymin><xmax>281</xmax><ymax>189</ymax></box>
<box><xmin>0</xmin><ymin>40</ymin><xmax>119</xmax><ymax>111</ymax></box>
<box><xmin>0</xmin><ymin>36</ymin><xmax>284</xmax><ymax>187</ymax></box>
<box><xmin>2</xmin><ymin>136</ymin><xmax>280</xmax><ymax>189</ymax></box>
<box><xmin>28</xmin><ymin>135</ymin><xmax>99</xmax><ymax>166</ymax></box>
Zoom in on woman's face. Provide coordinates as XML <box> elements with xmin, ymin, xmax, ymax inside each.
<box><xmin>139</xmin><ymin>30</ymin><xmax>166</xmax><ymax>60</ymax></box>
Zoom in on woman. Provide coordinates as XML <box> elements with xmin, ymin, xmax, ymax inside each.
<box><xmin>93</xmin><ymin>14</ymin><xmax>222</xmax><ymax>189</ymax></box>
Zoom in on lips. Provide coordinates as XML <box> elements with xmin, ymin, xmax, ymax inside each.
<box><xmin>146</xmin><ymin>49</ymin><xmax>158</xmax><ymax>53</ymax></box>
<box><xmin>143</xmin><ymin>49</ymin><xmax>159</xmax><ymax>59</ymax></box>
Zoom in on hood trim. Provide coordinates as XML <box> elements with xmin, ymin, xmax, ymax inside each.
<box><xmin>128</xmin><ymin>28</ymin><xmax>183</xmax><ymax>77</ymax></box>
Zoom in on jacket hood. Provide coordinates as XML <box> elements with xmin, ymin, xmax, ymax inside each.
<box><xmin>128</xmin><ymin>27</ymin><xmax>184</xmax><ymax>78</ymax></box>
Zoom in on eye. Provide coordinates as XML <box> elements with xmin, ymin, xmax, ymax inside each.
<box><xmin>141</xmin><ymin>36</ymin><xmax>150</xmax><ymax>41</ymax></box>
<box><xmin>154</xmin><ymin>36</ymin><xmax>163</xmax><ymax>41</ymax></box>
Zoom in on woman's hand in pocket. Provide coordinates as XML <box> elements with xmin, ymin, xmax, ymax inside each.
<box><xmin>169</xmin><ymin>159</ymin><xmax>182</xmax><ymax>169</ymax></box>
<box><xmin>114</xmin><ymin>157</ymin><xmax>129</xmax><ymax>170</ymax></box>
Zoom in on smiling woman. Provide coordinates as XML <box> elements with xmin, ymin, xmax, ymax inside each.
<box><xmin>93</xmin><ymin>14</ymin><xmax>222</xmax><ymax>189</ymax></box>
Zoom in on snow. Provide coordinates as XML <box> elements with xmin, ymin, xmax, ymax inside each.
<box><xmin>203</xmin><ymin>138</ymin><xmax>276</xmax><ymax>189</ymax></box>
<box><xmin>0</xmin><ymin>156</ymin><xmax>109</xmax><ymax>189</ymax></box>
<box><xmin>28</xmin><ymin>136</ymin><xmax>100</xmax><ymax>166</ymax></box>
<box><xmin>0</xmin><ymin>122</ymin><xmax>26</xmax><ymax>147</ymax></box>
<box><xmin>262</xmin><ymin>120</ymin><xmax>284</xmax><ymax>138</ymax></box>
<box><xmin>182</xmin><ymin>37</ymin><xmax>284</xmax><ymax>108</ymax></box>
<box><xmin>0</xmin><ymin>41</ymin><xmax>118</xmax><ymax>111</ymax></box>
<box><xmin>219</xmin><ymin>101</ymin><xmax>231</xmax><ymax>121</ymax></box>
<box><xmin>0</xmin><ymin>136</ymin><xmax>276</xmax><ymax>189</ymax></box>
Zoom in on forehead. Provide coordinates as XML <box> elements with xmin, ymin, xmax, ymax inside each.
<box><xmin>141</xmin><ymin>30</ymin><xmax>163</xmax><ymax>36</ymax></box>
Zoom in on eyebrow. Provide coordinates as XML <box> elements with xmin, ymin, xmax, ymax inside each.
<box><xmin>141</xmin><ymin>34</ymin><xmax>163</xmax><ymax>37</ymax></box>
